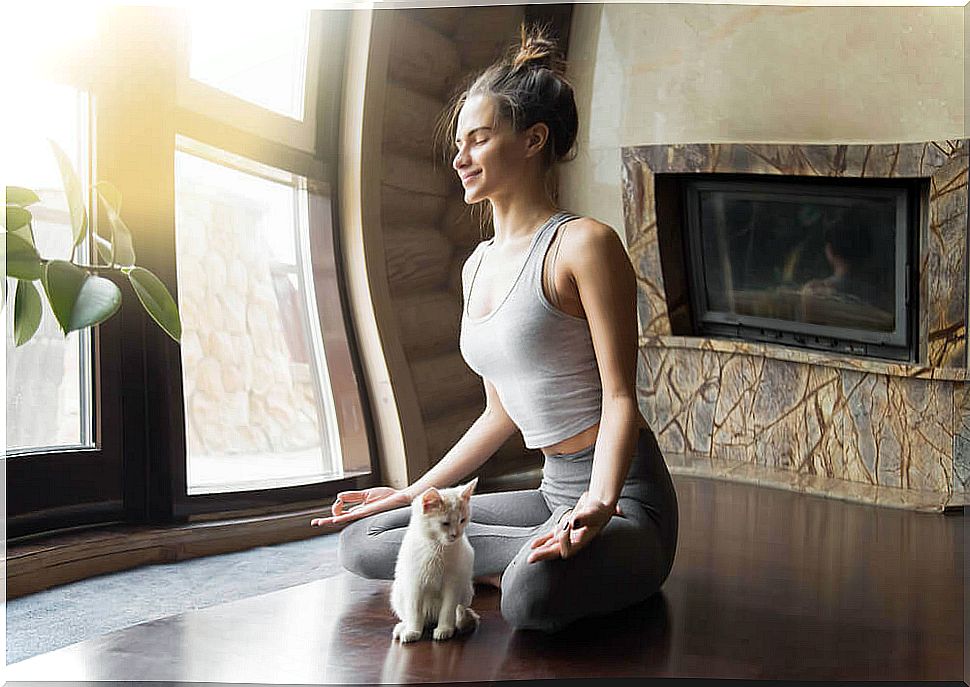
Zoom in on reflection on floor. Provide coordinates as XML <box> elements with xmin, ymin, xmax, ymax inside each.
<box><xmin>6</xmin><ymin>533</ymin><xmax>342</xmax><ymax>664</ymax></box>
<box><xmin>5</xmin><ymin>475</ymin><xmax>963</xmax><ymax>683</ymax></box>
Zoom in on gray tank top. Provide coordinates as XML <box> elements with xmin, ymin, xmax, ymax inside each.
<box><xmin>459</xmin><ymin>211</ymin><xmax>603</xmax><ymax>449</ymax></box>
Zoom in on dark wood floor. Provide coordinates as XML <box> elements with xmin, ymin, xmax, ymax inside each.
<box><xmin>5</xmin><ymin>474</ymin><xmax>964</xmax><ymax>683</ymax></box>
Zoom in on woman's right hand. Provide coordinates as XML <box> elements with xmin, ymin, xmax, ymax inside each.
<box><xmin>310</xmin><ymin>486</ymin><xmax>411</xmax><ymax>527</ymax></box>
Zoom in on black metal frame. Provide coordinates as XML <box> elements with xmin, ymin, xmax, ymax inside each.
<box><xmin>678</xmin><ymin>173</ymin><xmax>922</xmax><ymax>362</ymax></box>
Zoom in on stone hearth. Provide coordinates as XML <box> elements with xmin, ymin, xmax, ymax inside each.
<box><xmin>621</xmin><ymin>141</ymin><xmax>969</xmax><ymax>511</ymax></box>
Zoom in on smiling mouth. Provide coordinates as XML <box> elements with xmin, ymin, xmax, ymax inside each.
<box><xmin>462</xmin><ymin>171</ymin><xmax>481</xmax><ymax>185</ymax></box>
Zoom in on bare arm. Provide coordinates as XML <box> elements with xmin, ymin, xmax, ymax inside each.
<box><xmin>311</xmin><ymin>378</ymin><xmax>518</xmax><ymax>527</ymax></box>
<box><xmin>402</xmin><ymin>377</ymin><xmax>518</xmax><ymax>500</ymax></box>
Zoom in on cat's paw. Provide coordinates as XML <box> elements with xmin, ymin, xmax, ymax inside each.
<box><xmin>456</xmin><ymin>605</ymin><xmax>480</xmax><ymax>632</ymax></box>
<box><xmin>392</xmin><ymin>622</ymin><xmax>406</xmax><ymax>641</ymax></box>
<box><xmin>398</xmin><ymin>627</ymin><xmax>422</xmax><ymax>643</ymax></box>
<box><xmin>432</xmin><ymin>625</ymin><xmax>456</xmax><ymax>641</ymax></box>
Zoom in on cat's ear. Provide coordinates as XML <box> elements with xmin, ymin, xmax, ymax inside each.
<box><xmin>421</xmin><ymin>487</ymin><xmax>443</xmax><ymax>514</ymax></box>
<box><xmin>460</xmin><ymin>477</ymin><xmax>479</xmax><ymax>501</ymax></box>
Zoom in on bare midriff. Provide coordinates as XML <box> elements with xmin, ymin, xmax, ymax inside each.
<box><xmin>540</xmin><ymin>412</ymin><xmax>649</xmax><ymax>458</ymax></box>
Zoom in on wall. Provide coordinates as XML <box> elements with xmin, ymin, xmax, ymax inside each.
<box><xmin>355</xmin><ymin>6</ymin><xmax>542</xmax><ymax>488</ymax></box>
<box><xmin>561</xmin><ymin>3</ymin><xmax>965</xmax><ymax>242</ymax></box>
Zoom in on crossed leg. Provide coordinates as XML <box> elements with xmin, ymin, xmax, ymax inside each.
<box><xmin>499</xmin><ymin>497</ymin><xmax>670</xmax><ymax>633</ymax></box>
<box><xmin>337</xmin><ymin>489</ymin><xmax>562</xmax><ymax>581</ymax></box>
<box><xmin>338</xmin><ymin>491</ymin><xmax>670</xmax><ymax>633</ymax></box>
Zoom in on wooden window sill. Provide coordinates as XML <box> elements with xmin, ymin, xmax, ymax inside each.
<box><xmin>6</xmin><ymin>501</ymin><xmax>338</xmax><ymax>600</ymax></box>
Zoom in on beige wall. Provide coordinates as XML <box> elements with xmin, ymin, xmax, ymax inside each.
<box><xmin>561</xmin><ymin>3</ymin><xmax>965</xmax><ymax>241</ymax></box>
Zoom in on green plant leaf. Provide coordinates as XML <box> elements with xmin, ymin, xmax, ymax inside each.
<box><xmin>6</xmin><ymin>232</ymin><xmax>43</xmax><ymax>280</ymax></box>
<box><xmin>95</xmin><ymin>185</ymin><xmax>135</xmax><ymax>266</ymax></box>
<box><xmin>14</xmin><ymin>279</ymin><xmax>42</xmax><ymax>346</ymax></box>
<box><xmin>5</xmin><ymin>205</ymin><xmax>31</xmax><ymax>232</ymax></box>
<box><xmin>93</xmin><ymin>181</ymin><xmax>122</xmax><ymax>216</ymax></box>
<box><xmin>126</xmin><ymin>266</ymin><xmax>182</xmax><ymax>342</ymax></box>
<box><xmin>43</xmin><ymin>259</ymin><xmax>121</xmax><ymax>333</ymax></box>
<box><xmin>48</xmin><ymin>139</ymin><xmax>88</xmax><ymax>249</ymax></box>
<box><xmin>42</xmin><ymin>260</ymin><xmax>86</xmax><ymax>333</ymax></box>
<box><xmin>70</xmin><ymin>272</ymin><xmax>122</xmax><ymax>332</ymax></box>
<box><xmin>7</xmin><ymin>187</ymin><xmax>41</xmax><ymax>207</ymax></box>
<box><xmin>93</xmin><ymin>232</ymin><xmax>114</xmax><ymax>265</ymax></box>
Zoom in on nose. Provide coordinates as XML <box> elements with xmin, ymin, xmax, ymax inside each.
<box><xmin>453</xmin><ymin>144</ymin><xmax>470</xmax><ymax>173</ymax></box>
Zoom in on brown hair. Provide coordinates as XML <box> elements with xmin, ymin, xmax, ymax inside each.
<box><xmin>434</xmin><ymin>21</ymin><xmax>579</xmax><ymax>235</ymax></box>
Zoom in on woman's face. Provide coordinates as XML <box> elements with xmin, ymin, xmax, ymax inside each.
<box><xmin>452</xmin><ymin>93</ymin><xmax>537</xmax><ymax>205</ymax></box>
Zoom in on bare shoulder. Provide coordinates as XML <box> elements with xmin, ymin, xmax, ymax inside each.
<box><xmin>558</xmin><ymin>216</ymin><xmax>630</xmax><ymax>274</ymax></box>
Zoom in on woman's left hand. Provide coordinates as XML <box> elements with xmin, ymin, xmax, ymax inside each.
<box><xmin>527</xmin><ymin>492</ymin><xmax>623</xmax><ymax>563</ymax></box>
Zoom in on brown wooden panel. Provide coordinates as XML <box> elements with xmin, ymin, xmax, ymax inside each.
<box><xmin>410</xmin><ymin>351</ymin><xmax>483</xmax><ymax>421</ymax></box>
<box><xmin>422</xmin><ymin>401</ymin><xmax>483</xmax><ymax>463</ymax></box>
<box><xmin>452</xmin><ymin>5</ymin><xmax>526</xmax><ymax>69</ymax></box>
<box><xmin>386</xmin><ymin>13</ymin><xmax>460</xmax><ymax>99</ymax></box>
<box><xmin>382</xmin><ymin>184</ymin><xmax>447</xmax><ymax>227</ymax></box>
<box><xmin>384</xmin><ymin>224</ymin><xmax>454</xmax><ymax>294</ymax></box>
<box><xmin>383</xmin><ymin>83</ymin><xmax>443</xmax><ymax>160</ymax></box>
<box><xmin>406</xmin><ymin>7</ymin><xmax>464</xmax><ymax>35</ymax></box>
<box><xmin>440</xmin><ymin>196</ymin><xmax>486</xmax><ymax>249</ymax></box>
<box><xmin>395</xmin><ymin>290</ymin><xmax>461</xmax><ymax>360</ymax></box>
<box><xmin>382</xmin><ymin>152</ymin><xmax>455</xmax><ymax>197</ymax></box>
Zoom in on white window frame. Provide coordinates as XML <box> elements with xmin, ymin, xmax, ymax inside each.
<box><xmin>173</xmin><ymin>9</ymin><xmax>325</xmax><ymax>155</ymax></box>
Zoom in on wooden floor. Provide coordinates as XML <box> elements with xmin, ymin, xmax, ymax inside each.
<box><xmin>6</xmin><ymin>475</ymin><xmax>964</xmax><ymax>683</ymax></box>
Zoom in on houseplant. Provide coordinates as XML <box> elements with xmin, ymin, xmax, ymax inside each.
<box><xmin>5</xmin><ymin>139</ymin><xmax>181</xmax><ymax>346</ymax></box>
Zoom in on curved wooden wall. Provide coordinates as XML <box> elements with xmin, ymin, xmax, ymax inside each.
<box><xmin>380</xmin><ymin>7</ymin><xmax>543</xmax><ymax>486</ymax></box>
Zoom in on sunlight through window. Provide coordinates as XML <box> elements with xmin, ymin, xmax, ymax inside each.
<box><xmin>174</xmin><ymin>138</ymin><xmax>340</xmax><ymax>494</ymax></box>
<box><xmin>4</xmin><ymin>81</ymin><xmax>93</xmax><ymax>453</ymax></box>
<box><xmin>187</xmin><ymin>8</ymin><xmax>310</xmax><ymax>121</ymax></box>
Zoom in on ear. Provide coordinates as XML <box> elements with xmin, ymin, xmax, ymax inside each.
<box><xmin>421</xmin><ymin>487</ymin><xmax>443</xmax><ymax>514</ymax></box>
<box><xmin>523</xmin><ymin>123</ymin><xmax>549</xmax><ymax>158</ymax></box>
<box><xmin>460</xmin><ymin>477</ymin><xmax>478</xmax><ymax>501</ymax></box>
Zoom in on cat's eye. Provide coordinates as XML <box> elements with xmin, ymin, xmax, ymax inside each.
<box><xmin>460</xmin><ymin>518</ymin><xmax>467</xmax><ymax>523</ymax></box>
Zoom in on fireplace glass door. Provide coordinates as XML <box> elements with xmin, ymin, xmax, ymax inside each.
<box><xmin>682</xmin><ymin>176</ymin><xmax>919</xmax><ymax>361</ymax></box>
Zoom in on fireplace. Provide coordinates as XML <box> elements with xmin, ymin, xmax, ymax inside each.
<box><xmin>621</xmin><ymin>141</ymin><xmax>969</xmax><ymax>511</ymax></box>
<box><xmin>655</xmin><ymin>173</ymin><xmax>924</xmax><ymax>361</ymax></box>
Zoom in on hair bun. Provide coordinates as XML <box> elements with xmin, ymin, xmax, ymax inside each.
<box><xmin>509</xmin><ymin>22</ymin><xmax>565</xmax><ymax>75</ymax></box>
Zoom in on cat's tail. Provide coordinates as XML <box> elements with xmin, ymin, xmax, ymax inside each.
<box><xmin>456</xmin><ymin>604</ymin><xmax>480</xmax><ymax>634</ymax></box>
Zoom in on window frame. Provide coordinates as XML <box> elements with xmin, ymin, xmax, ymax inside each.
<box><xmin>8</xmin><ymin>6</ymin><xmax>379</xmax><ymax>537</ymax></box>
<box><xmin>173</xmin><ymin>9</ymin><xmax>329</xmax><ymax>155</ymax></box>
<box><xmin>169</xmin><ymin>7</ymin><xmax>377</xmax><ymax>520</ymax></box>
<box><xmin>5</xmin><ymin>84</ymin><xmax>137</xmax><ymax>541</ymax></box>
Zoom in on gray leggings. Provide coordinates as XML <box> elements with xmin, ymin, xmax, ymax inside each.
<box><xmin>338</xmin><ymin>426</ymin><xmax>679</xmax><ymax>633</ymax></box>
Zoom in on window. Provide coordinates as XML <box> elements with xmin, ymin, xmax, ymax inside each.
<box><xmin>176</xmin><ymin>9</ymin><xmax>327</xmax><ymax>154</ymax></box>
<box><xmin>5</xmin><ymin>82</ymin><xmax>95</xmax><ymax>453</ymax></box>
<box><xmin>167</xmin><ymin>7</ymin><xmax>369</xmax><ymax>517</ymax></box>
<box><xmin>187</xmin><ymin>8</ymin><xmax>311</xmax><ymax>120</ymax></box>
<box><xmin>8</xmin><ymin>6</ymin><xmax>366</xmax><ymax>537</ymax></box>
<box><xmin>175</xmin><ymin>138</ymin><xmax>345</xmax><ymax>494</ymax></box>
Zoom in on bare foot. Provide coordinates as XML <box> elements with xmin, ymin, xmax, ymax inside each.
<box><xmin>474</xmin><ymin>574</ymin><xmax>502</xmax><ymax>589</ymax></box>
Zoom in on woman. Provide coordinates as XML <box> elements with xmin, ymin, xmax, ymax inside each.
<box><xmin>311</xmin><ymin>23</ymin><xmax>678</xmax><ymax>633</ymax></box>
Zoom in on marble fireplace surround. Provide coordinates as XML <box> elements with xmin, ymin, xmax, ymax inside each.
<box><xmin>620</xmin><ymin>141</ymin><xmax>969</xmax><ymax>511</ymax></box>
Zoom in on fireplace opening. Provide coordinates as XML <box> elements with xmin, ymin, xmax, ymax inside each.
<box><xmin>655</xmin><ymin>173</ymin><xmax>924</xmax><ymax>361</ymax></box>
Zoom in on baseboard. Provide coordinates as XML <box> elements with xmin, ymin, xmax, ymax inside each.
<box><xmin>665</xmin><ymin>451</ymin><xmax>951</xmax><ymax>513</ymax></box>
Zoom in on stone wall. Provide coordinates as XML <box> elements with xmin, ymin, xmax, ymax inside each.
<box><xmin>623</xmin><ymin>140</ymin><xmax>969</xmax><ymax>511</ymax></box>
<box><xmin>176</xmin><ymin>190</ymin><xmax>323</xmax><ymax>483</ymax></box>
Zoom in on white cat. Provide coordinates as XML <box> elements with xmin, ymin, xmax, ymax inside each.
<box><xmin>390</xmin><ymin>478</ymin><xmax>481</xmax><ymax>642</ymax></box>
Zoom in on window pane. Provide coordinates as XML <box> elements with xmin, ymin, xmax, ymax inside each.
<box><xmin>188</xmin><ymin>8</ymin><xmax>309</xmax><ymax>121</ymax></box>
<box><xmin>175</xmin><ymin>139</ymin><xmax>341</xmax><ymax>495</ymax></box>
<box><xmin>4</xmin><ymin>81</ymin><xmax>93</xmax><ymax>453</ymax></box>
